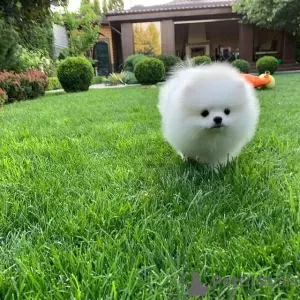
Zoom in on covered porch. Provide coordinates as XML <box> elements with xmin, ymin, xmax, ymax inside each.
<box><xmin>106</xmin><ymin>0</ymin><xmax>297</xmax><ymax>69</ymax></box>
<box><xmin>174</xmin><ymin>19</ymin><xmax>295</xmax><ymax>63</ymax></box>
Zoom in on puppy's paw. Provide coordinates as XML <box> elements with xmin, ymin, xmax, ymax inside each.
<box><xmin>177</xmin><ymin>152</ymin><xmax>193</xmax><ymax>163</ymax></box>
<box><xmin>177</xmin><ymin>151</ymin><xmax>185</xmax><ymax>160</ymax></box>
<box><xmin>184</xmin><ymin>156</ymin><xmax>199</xmax><ymax>165</ymax></box>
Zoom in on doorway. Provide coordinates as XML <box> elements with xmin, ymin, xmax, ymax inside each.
<box><xmin>93</xmin><ymin>40</ymin><xmax>111</xmax><ymax>76</ymax></box>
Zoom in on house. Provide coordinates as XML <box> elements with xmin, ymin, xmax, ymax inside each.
<box><xmin>105</xmin><ymin>0</ymin><xmax>298</xmax><ymax>71</ymax></box>
<box><xmin>92</xmin><ymin>16</ymin><xmax>122</xmax><ymax>76</ymax></box>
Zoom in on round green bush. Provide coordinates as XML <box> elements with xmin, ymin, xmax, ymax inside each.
<box><xmin>134</xmin><ymin>58</ymin><xmax>165</xmax><ymax>85</ymax></box>
<box><xmin>57</xmin><ymin>57</ymin><xmax>94</xmax><ymax>93</ymax></box>
<box><xmin>232</xmin><ymin>59</ymin><xmax>250</xmax><ymax>74</ymax></box>
<box><xmin>124</xmin><ymin>54</ymin><xmax>147</xmax><ymax>72</ymax></box>
<box><xmin>192</xmin><ymin>56</ymin><xmax>212</xmax><ymax>66</ymax></box>
<box><xmin>123</xmin><ymin>71</ymin><xmax>139</xmax><ymax>84</ymax></box>
<box><xmin>256</xmin><ymin>56</ymin><xmax>279</xmax><ymax>75</ymax></box>
<box><xmin>156</xmin><ymin>55</ymin><xmax>181</xmax><ymax>73</ymax></box>
<box><xmin>46</xmin><ymin>77</ymin><xmax>62</xmax><ymax>91</ymax></box>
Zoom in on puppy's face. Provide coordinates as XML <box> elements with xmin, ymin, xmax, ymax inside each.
<box><xmin>197</xmin><ymin>106</ymin><xmax>233</xmax><ymax>130</ymax></box>
<box><xmin>178</xmin><ymin>68</ymin><xmax>250</xmax><ymax>132</ymax></box>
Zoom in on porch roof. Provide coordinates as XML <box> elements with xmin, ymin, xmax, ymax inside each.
<box><xmin>106</xmin><ymin>0</ymin><xmax>236</xmax><ymax>23</ymax></box>
<box><xmin>107</xmin><ymin>0</ymin><xmax>235</xmax><ymax>16</ymax></box>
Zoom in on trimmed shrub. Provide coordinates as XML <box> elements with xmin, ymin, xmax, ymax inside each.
<box><xmin>256</xmin><ymin>56</ymin><xmax>279</xmax><ymax>75</ymax></box>
<box><xmin>124</xmin><ymin>54</ymin><xmax>147</xmax><ymax>72</ymax></box>
<box><xmin>123</xmin><ymin>71</ymin><xmax>138</xmax><ymax>84</ymax></box>
<box><xmin>106</xmin><ymin>71</ymin><xmax>138</xmax><ymax>85</ymax></box>
<box><xmin>232</xmin><ymin>59</ymin><xmax>250</xmax><ymax>74</ymax></box>
<box><xmin>0</xmin><ymin>72</ymin><xmax>27</xmax><ymax>101</ymax></box>
<box><xmin>0</xmin><ymin>70</ymin><xmax>48</xmax><ymax>102</ymax></box>
<box><xmin>0</xmin><ymin>88</ymin><xmax>7</xmax><ymax>106</ymax></box>
<box><xmin>156</xmin><ymin>55</ymin><xmax>181</xmax><ymax>74</ymax></box>
<box><xmin>57</xmin><ymin>57</ymin><xmax>94</xmax><ymax>93</ymax></box>
<box><xmin>25</xmin><ymin>69</ymin><xmax>49</xmax><ymax>98</ymax></box>
<box><xmin>92</xmin><ymin>76</ymin><xmax>105</xmax><ymax>85</ymax></box>
<box><xmin>192</xmin><ymin>56</ymin><xmax>212</xmax><ymax>66</ymax></box>
<box><xmin>0</xmin><ymin>18</ymin><xmax>20</xmax><ymax>72</ymax></box>
<box><xmin>134</xmin><ymin>58</ymin><xmax>165</xmax><ymax>85</ymax></box>
<box><xmin>47</xmin><ymin>77</ymin><xmax>62</xmax><ymax>91</ymax></box>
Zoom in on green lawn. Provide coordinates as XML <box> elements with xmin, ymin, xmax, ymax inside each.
<box><xmin>0</xmin><ymin>74</ymin><xmax>300</xmax><ymax>299</ymax></box>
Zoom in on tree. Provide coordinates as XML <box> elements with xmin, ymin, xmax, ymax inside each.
<box><xmin>134</xmin><ymin>23</ymin><xmax>145</xmax><ymax>54</ymax></box>
<box><xmin>81</xmin><ymin>0</ymin><xmax>90</xmax><ymax>10</ymax></box>
<box><xmin>52</xmin><ymin>11</ymin><xmax>65</xmax><ymax>25</ymax></box>
<box><xmin>19</xmin><ymin>18</ymin><xmax>54</xmax><ymax>56</ymax></box>
<box><xmin>63</xmin><ymin>3</ymin><xmax>99</xmax><ymax>59</ymax></box>
<box><xmin>0</xmin><ymin>18</ymin><xmax>20</xmax><ymax>71</ymax></box>
<box><xmin>0</xmin><ymin>0</ymin><xmax>68</xmax><ymax>25</ymax></box>
<box><xmin>102</xmin><ymin>0</ymin><xmax>108</xmax><ymax>13</ymax></box>
<box><xmin>146</xmin><ymin>23</ymin><xmax>161</xmax><ymax>55</ymax></box>
<box><xmin>133</xmin><ymin>23</ymin><xmax>161</xmax><ymax>56</ymax></box>
<box><xmin>233</xmin><ymin>0</ymin><xmax>300</xmax><ymax>34</ymax></box>
<box><xmin>94</xmin><ymin>0</ymin><xmax>101</xmax><ymax>15</ymax></box>
<box><xmin>107</xmin><ymin>0</ymin><xmax>124</xmax><ymax>11</ymax></box>
<box><xmin>0</xmin><ymin>0</ymin><xmax>68</xmax><ymax>57</ymax></box>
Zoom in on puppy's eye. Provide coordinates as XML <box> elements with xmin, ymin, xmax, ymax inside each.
<box><xmin>201</xmin><ymin>110</ymin><xmax>209</xmax><ymax>117</ymax></box>
<box><xmin>224</xmin><ymin>108</ymin><xmax>230</xmax><ymax>115</ymax></box>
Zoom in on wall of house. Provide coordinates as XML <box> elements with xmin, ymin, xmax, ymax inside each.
<box><xmin>188</xmin><ymin>23</ymin><xmax>207</xmax><ymax>44</ymax></box>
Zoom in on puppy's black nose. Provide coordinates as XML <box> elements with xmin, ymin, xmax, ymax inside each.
<box><xmin>213</xmin><ymin>116</ymin><xmax>222</xmax><ymax>124</ymax></box>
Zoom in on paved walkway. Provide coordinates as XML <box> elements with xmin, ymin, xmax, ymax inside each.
<box><xmin>90</xmin><ymin>83</ymin><xmax>141</xmax><ymax>89</ymax></box>
<box><xmin>46</xmin><ymin>83</ymin><xmax>142</xmax><ymax>94</ymax></box>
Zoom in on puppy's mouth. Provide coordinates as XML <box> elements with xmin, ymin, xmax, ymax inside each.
<box><xmin>210</xmin><ymin>124</ymin><xmax>226</xmax><ymax>130</ymax></box>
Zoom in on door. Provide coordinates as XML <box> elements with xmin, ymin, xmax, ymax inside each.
<box><xmin>94</xmin><ymin>40</ymin><xmax>111</xmax><ymax>76</ymax></box>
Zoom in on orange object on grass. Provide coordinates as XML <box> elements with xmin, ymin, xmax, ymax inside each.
<box><xmin>241</xmin><ymin>73</ymin><xmax>271</xmax><ymax>88</ymax></box>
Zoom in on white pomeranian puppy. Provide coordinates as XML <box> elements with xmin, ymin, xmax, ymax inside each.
<box><xmin>157</xmin><ymin>61</ymin><xmax>260</xmax><ymax>168</ymax></box>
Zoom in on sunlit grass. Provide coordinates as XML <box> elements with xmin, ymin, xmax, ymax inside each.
<box><xmin>0</xmin><ymin>74</ymin><xmax>300</xmax><ymax>298</ymax></box>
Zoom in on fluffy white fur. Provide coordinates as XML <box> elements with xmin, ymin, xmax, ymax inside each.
<box><xmin>157</xmin><ymin>61</ymin><xmax>260</xmax><ymax>168</ymax></box>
